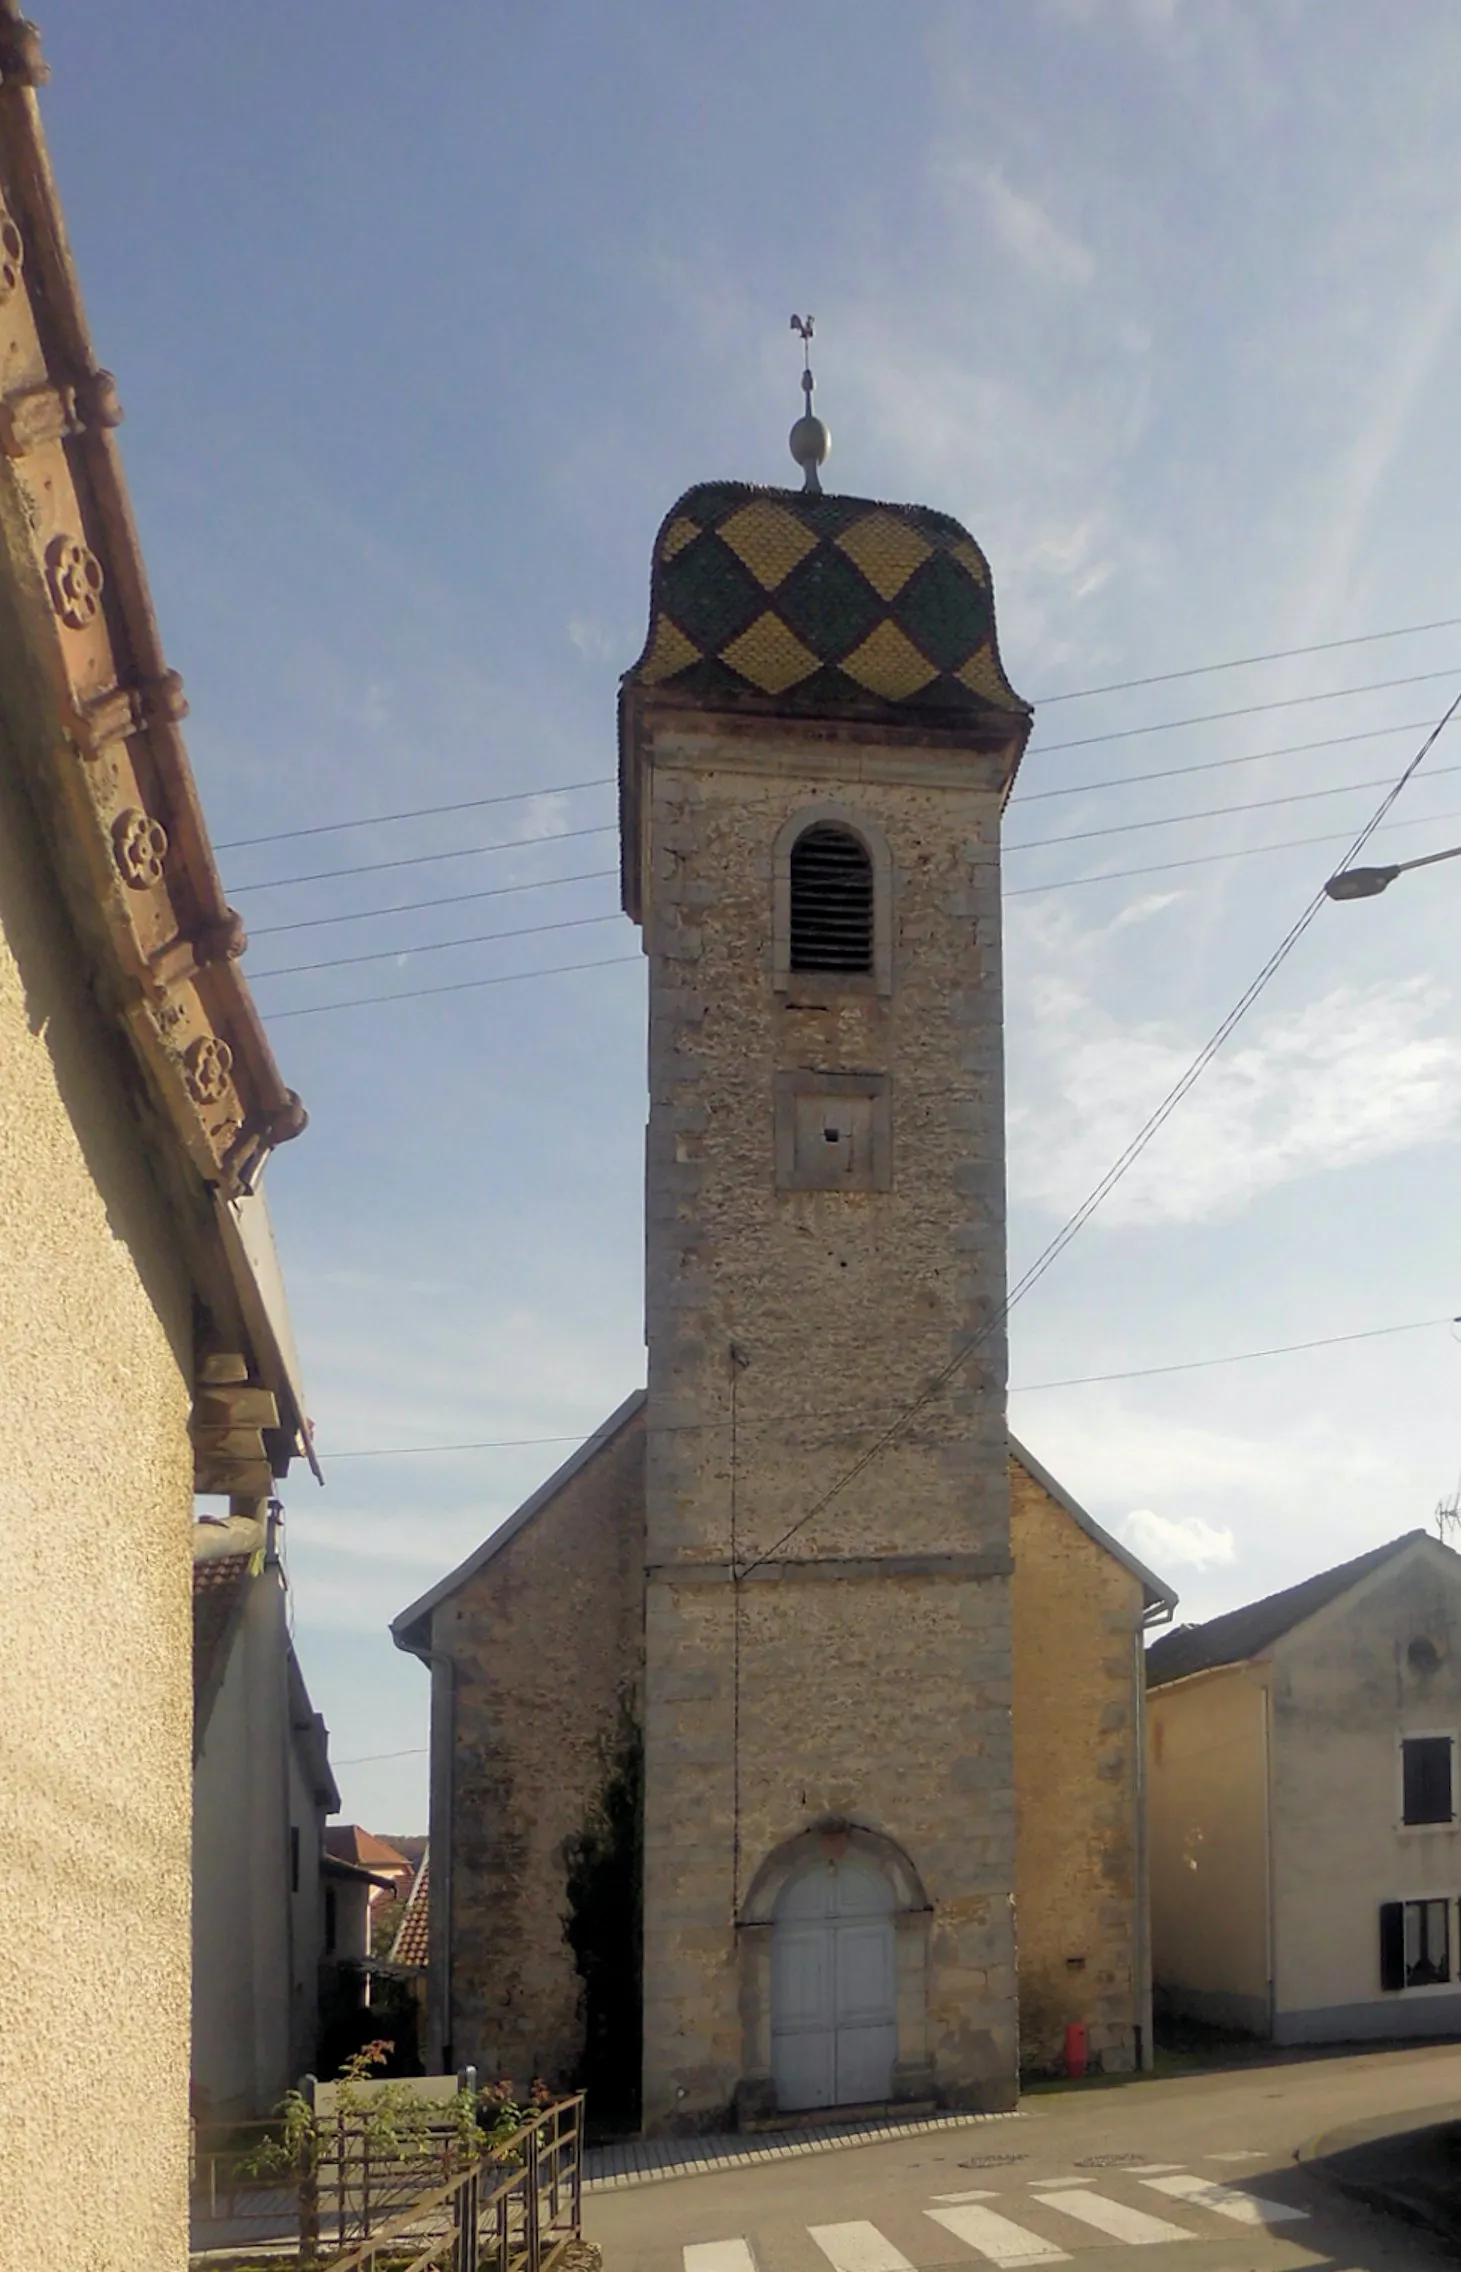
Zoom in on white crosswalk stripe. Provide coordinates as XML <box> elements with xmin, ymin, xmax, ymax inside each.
<box><xmin>683</xmin><ymin>2163</ymin><xmax>1307</xmax><ymax>2272</ymax></box>
<box><xmin>1142</xmin><ymin>2171</ymin><xmax>1308</xmax><ymax>2226</ymax></box>
<box><xmin>926</xmin><ymin>2200</ymin><xmax>1070</xmax><ymax>2267</ymax></box>
<box><xmin>1034</xmin><ymin>2186</ymin><xmax>1195</xmax><ymax>2244</ymax></box>
<box><xmin>808</xmin><ymin>2222</ymin><xmax>916</xmax><ymax>2272</ymax></box>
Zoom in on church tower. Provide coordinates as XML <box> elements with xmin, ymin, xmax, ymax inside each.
<box><xmin>620</xmin><ymin>397</ymin><xmax>1033</xmax><ymax>2131</ymax></box>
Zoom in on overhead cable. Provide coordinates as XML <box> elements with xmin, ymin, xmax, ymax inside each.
<box><xmin>1034</xmin><ymin>663</ymin><xmax>1461</xmax><ymax>758</ymax></box>
<box><xmin>320</xmin><ymin>1315</ymin><xmax>1456</xmax><ymax>1458</ymax></box>
<box><xmin>229</xmin><ymin>820</ymin><xmax>615</xmax><ymax>896</ymax></box>
<box><xmin>266</xmin><ymin>951</ymin><xmax>641</xmax><ymax>1020</ymax></box>
<box><xmin>212</xmin><ymin>613</ymin><xmax>1461</xmax><ymax>857</ymax></box>
<box><xmin>738</xmin><ymin>683</ymin><xmax>1461</xmax><ymax>1576</ymax></box>
<box><xmin>250</xmin><ymin>909</ymin><xmax>621</xmax><ymax>984</ymax></box>
<box><xmin>249</xmin><ymin>764</ymin><xmax>1461</xmax><ymax>979</ymax></box>
<box><xmin>256</xmin><ymin>797</ymin><xmax>1461</xmax><ymax>1015</ymax></box>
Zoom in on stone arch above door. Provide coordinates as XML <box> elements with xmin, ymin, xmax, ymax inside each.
<box><xmin>735</xmin><ymin>1821</ymin><xmax>933</xmax><ymax>2121</ymax></box>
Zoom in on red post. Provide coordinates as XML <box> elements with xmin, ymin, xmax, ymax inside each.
<box><xmin>1064</xmin><ymin>2022</ymin><xmax>1088</xmax><ymax>2080</ymax></box>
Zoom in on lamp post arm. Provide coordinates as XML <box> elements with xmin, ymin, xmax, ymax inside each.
<box><xmin>1392</xmin><ymin>841</ymin><xmax>1461</xmax><ymax>877</ymax></box>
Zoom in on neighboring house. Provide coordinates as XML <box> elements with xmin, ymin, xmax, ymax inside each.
<box><xmin>0</xmin><ymin>27</ymin><xmax>310</xmax><ymax>2267</ymax></box>
<box><xmin>192</xmin><ymin>1510</ymin><xmax>339</xmax><ymax>2124</ymax></box>
<box><xmin>325</xmin><ymin>1824</ymin><xmax>422</xmax><ymax>1950</ymax></box>
<box><xmin>392</xmin><ymin>1409</ymin><xmax>1175</xmax><ymax>2108</ymax></box>
<box><xmin>1147</xmin><ymin>1530</ymin><xmax>1461</xmax><ymax>2045</ymax></box>
<box><xmin>392</xmin><ymin>461</ymin><xmax>1175</xmax><ymax>2132</ymax></box>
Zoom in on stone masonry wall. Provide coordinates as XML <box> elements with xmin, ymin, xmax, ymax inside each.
<box><xmin>640</xmin><ymin>726</ymin><xmax>1019</xmax><ymax>2130</ymax></box>
<box><xmin>440</xmin><ymin>1409</ymin><xmax>645</xmax><ymax>2088</ymax></box>
<box><xmin>1010</xmin><ymin>1454</ymin><xmax>1145</xmax><ymax>2074</ymax></box>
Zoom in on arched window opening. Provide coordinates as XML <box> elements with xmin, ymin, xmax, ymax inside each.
<box><xmin>789</xmin><ymin>825</ymin><xmax>873</xmax><ymax>974</ymax></box>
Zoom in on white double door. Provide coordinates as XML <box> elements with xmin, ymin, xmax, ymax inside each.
<box><xmin>771</xmin><ymin>1860</ymin><xmax>898</xmax><ymax>2111</ymax></box>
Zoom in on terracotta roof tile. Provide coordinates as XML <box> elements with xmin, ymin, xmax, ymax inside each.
<box><xmin>192</xmin><ymin>1553</ymin><xmax>252</xmax><ymax>1718</ymax></box>
<box><xmin>391</xmin><ymin>1856</ymin><xmax>429</xmax><ymax>1969</ymax></box>
<box><xmin>324</xmin><ymin>1825</ymin><xmax>412</xmax><ymax>1871</ymax></box>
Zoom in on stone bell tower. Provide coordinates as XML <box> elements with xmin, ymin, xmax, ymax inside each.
<box><xmin>620</xmin><ymin>394</ymin><xmax>1033</xmax><ymax>2132</ymax></box>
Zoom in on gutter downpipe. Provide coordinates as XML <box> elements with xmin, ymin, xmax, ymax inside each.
<box><xmin>393</xmin><ymin>1629</ymin><xmax>454</xmax><ymax>2075</ymax></box>
<box><xmin>1135</xmin><ymin>1596</ymin><xmax>1173</xmax><ymax>2073</ymax></box>
<box><xmin>427</xmin><ymin>1642</ymin><xmax>455</xmax><ymax>2076</ymax></box>
<box><xmin>1261</xmin><ymin>1676</ymin><xmax>1276</xmax><ymax>2039</ymax></box>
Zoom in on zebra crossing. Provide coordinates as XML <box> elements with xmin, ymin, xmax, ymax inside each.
<box><xmin>681</xmin><ymin>2163</ymin><xmax>1309</xmax><ymax>2270</ymax></box>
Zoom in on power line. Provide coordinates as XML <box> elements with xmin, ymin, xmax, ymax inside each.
<box><xmin>250</xmin><ymin>908</ymin><xmax>622</xmax><ymax>984</ymax></box>
<box><xmin>1011</xmin><ymin>1316</ymin><xmax>1457</xmax><ymax>1393</ymax></box>
<box><xmin>216</xmin><ymin>777</ymin><xmax>613</xmax><ymax>854</ymax></box>
<box><xmin>1007</xmin><ymin>715</ymin><xmax>1431</xmax><ymax>807</ymax></box>
<box><xmin>229</xmin><ymin>820</ymin><xmax>615</xmax><ymax>896</ymax></box>
<box><xmin>318</xmin><ymin>1315</ymin><xmax>1456</xmax><ymax>1458</ymax></box>
<box><xmin>213</xmin><ymin>614</ymin><xmax>1461</xmax><ymax>860</ymax></box>
<box><xmin>225</xmin><ymin>669</ymin><xmax>1458</xmax><ymax>899</ymax></box>
<box><xmin>244</xmin><ymin>724</ymin><xmax>1424</xmax><ymax>947</ymax></box>
<box><xmin>332</xmin><ymin>1746</ymin><xmax>429</xmax><ymax>1767</ymax></box>
<box><xmin>1006</xmin><ymin>758</ymin><xmax>1461</xmax><ymax>856</ymax></box>
<box><xmin>218</xmin><ymin>629</ymin><xmax>1461</xmax><ymax>875</ymax></box>
<box><xmin>1034</xmin><ymin>613</ymin><xmax>1461</xmax><ymax>705</ymax></box>
<box><xmin>1034</xmin><ymin>663</ymin><xmax>1461</xmax><ymax>758</ymax></box>
<box><xmin>249</xmin><ymin>867</ymin><xmax>619</xmax><ymax>941</ymax></box>
<box><xmin>738</xmin><ymin>684</ymin><xmax>1461</xmax><ymax>1576</ymax></box>
<box><xmin>255</xmin><ymin>797</ymin><xmax>1461</xmax><ymax>1017</ymax></box>
<box><xmin>1005</xmin><ymin>797</ymin><xmax>1461</xmax><ymax>898</ymax></box>
<box><xmin>249</xmin><ymin>763</ymin><xmax>1461</xmax><ymax>982</ymax></box>
<box><xmin>267</xmin><ymin>950</ymin><xmax>640</xmax><ymax>1020</ymax></box>
<box><xmin>220</xmin><ymin>714</ymin><xmax>1438</xmax><ymax>956</ymax></box>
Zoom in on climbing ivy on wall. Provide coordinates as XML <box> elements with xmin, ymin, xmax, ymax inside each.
<box><xmin>561</xmin><ymin>1707</ymin><xmax>643</xmax><ymax>2128</ymax></box>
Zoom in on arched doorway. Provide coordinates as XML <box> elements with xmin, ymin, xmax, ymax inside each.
<box><xmin>771</xmin><ymin>1857</ymin><xmax>897</xmax><ymax>2110</ymax></box>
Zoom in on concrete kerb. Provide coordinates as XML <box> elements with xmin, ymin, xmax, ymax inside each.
<box><xmin>583</xmin><ymin>2108</ymin><xmax>1024</xmax><ymax>2191</ymax></box>
<box><xmin>1297</xmin><ymin>2100</ymin><xmax>1461</xmax><ymax>2250</ymax></box>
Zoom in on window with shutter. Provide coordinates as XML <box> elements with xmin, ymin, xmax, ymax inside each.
<box><xmin>789</xmin><ymin>825</ymin><xmax>874</xmax><ymax>974</ymax></box>
<box><xmin>1403</xmin><ymin>1736</ymin><xmax>1454</xmax><ymax>1825</ymax></box>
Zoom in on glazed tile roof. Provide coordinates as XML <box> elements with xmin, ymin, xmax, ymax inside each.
<box><xmin>1145</xmin><ymin>1531</ymin><xmax>1431</xmax><ymax>1688</ymax></box>
<box><xmin>391</xmin><ymin>1855</ymin><xmax>429</xmax><ymax>1969</ymax></box>
<box><xmin>625</xmin><ymin>483</ymin><xmax>1028</xmax><ymax>720</ymax></box>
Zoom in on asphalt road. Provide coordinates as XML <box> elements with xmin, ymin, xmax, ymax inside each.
<box><xmin>585</xmin><ymin>2043</ymin><xmax>1461</xmax><ymax>2272</ymax></box>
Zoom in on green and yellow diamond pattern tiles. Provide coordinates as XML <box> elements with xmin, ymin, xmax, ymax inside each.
<box><xmin>629</xmin><ymin>483</ymin><xmax>1027</xmax><ymax>716</ymax></box>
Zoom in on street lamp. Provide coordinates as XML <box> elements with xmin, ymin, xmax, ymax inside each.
<box><xmin>1324</xmin><ymin>841</ymin><xmax>1461</xmax><ymax>901</ymax></box>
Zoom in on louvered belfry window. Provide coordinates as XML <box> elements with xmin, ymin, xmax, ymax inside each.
<box><xmin>789</xmin><ymin>824</ymin><xmax>874</xmax><ymax>974</ymax></box>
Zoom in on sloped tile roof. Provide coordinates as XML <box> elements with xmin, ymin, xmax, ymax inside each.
<box><xmin>391</xmin><ymin>1855</ymin><xmax>429</xmax><ymax>1969</ymax></box>
<box><xmin>1145</xmin><ymin>1530</ymin><xmax>1431</xmax><ymax>1688</ymax></box>
<box><xmin>192</xmin><ymin>1552</ymin><xmax>252</xmax><ymax>1720</ymax></box>
<box><xmin>324</xmin><ymin>1825</ymin><xmax>412</xmax><ymax>1872</ymax></box>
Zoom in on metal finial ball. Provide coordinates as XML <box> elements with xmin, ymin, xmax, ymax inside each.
<box><xmin>790</xmin><ymin>412</ymin><xmax>830</xmax><ymax>477</ymax></box>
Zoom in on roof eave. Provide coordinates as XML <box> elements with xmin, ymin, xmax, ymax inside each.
<box><xmin>391</xmin><ymin>1389</ymin><xmax>648</xmax><ymax>1652</ymax></box>
<box><xmin>1010</xmin><ymin>1433</ymin><xmax>1180</xmax><ymax>1617</ymax></box>
<box><xmin>0</xmin><ymin>40</ymin><xmax>306</xmax><ymax>1208</ymax></box>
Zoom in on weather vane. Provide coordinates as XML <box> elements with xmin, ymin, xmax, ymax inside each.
<box><xmin>789</xmin><ymin>314</ymin><xmax>830</xmax><ymax>494</ymax></box>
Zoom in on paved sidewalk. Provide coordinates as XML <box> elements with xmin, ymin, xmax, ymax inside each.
<box><xmin>583</xmin><ymin>2106</ymin><xmax>1023</xmax><ymax>2191</ymax></box>
<box><xmin>1301</xmin><ymin>2097</ymin><xmax>1461</xmax><ymax>2250</ymax></box>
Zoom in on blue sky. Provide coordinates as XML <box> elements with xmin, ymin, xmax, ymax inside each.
<box><xmin>39</xmin><ymin>1</ymin><xmax>1461</xmax><ymax>1830</ymax></box>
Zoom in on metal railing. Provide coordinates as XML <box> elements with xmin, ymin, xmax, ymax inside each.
<box><xmin>324</xmin><ymin>2098</ymin><xmax>584</xmax><ymax>2272</ymax></box>
<box><xmin>189</xmin><ymin>2091</ymin><xmax>584</xmax><ymax>2270</ymax></box>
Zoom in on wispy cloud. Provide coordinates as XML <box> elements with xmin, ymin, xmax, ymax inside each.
<box><xmin>940</xmin><ymin>158</ymin><xmax>1094</xmax><ymax>289</ymax></box>
<box><xmin>1010</xmin><ymin>966</ymin><xmax>1461</xmax><ymax>1227</ymax></box>
<box><xmin>1123</xmin><ymin>1506</ymin><xmax>1234</xmax><ymax>1570</ymax></box>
